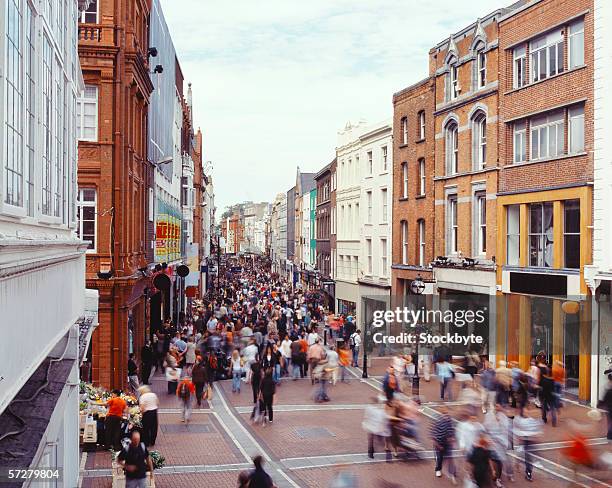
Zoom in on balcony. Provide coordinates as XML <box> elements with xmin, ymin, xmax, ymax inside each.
<box><xmin>78</xmin><ymin>24</ymin><xmax>113</xmax><ymax>45</ymax></box>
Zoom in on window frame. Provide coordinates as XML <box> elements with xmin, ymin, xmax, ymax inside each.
<box><xmin>418</xmin><ymin>219</ymin><xmax>425</xmax><ymax>267</ymax></box>
<box><xmin>80</xmin><ymin>0</ymin><xmax>99</xmax><ymax>24</ymax></box>
<box><xmin>77</xmin><ymin>85</ymin><xmax>99</xmax><ymax>142</ymax></box>
<box><xmin>530</xmin><ymin>111</ymin><xmax>565</xmax><ymax>161</ymax></box>
<box><xmin>568</xmin><ymin>19</ymin><xmax>584</xmax><ymax>69</ymax></box>
<box><xmin>77</xmin><ymin>187</ymin><xmax>97</xmax><ymax>252</ymax></box>
<box><xmin>472</xmin><ymin>113</ymin><xmax>487</xmax><ymax>170</ymax></box>
<box><xmin>401</xmin><ymin>117</ymin><xmax>408</xmax><ymax>144</ymax></box>
<box><xmin>380</xmin><ymin>238</ymin><xmax>388</xmax><ymax>277</ymax></box>
<box><xmin>418</xmin><ymin>111</ymin><xmax>426</xmax><ymax>140</ymax></box>
<box><xmin>530</xmin><ymin>30</ymin><xmax>564</xmax><ymax>83</ymax></box>
<box><xmin>476</xmin><ymin>193</ymin><xmax>487</xmax><ymax>256</ymax></box>
<box><xmin>448</xmin><ymin>196</ymin><xmax>458</xmax><ymax>254</ymax></box>
<box><xmin>568</xmin><ymin>105</ymin><xmax>585</xmax><ymax>154</ymax></box>
<box><xmin>477</xmin><ymin>48</ymin><xmax>487</xmax><ymax>88</ymax></box>
<box><xmin>563</xmin><ymin>199</ymin><xmax>580</xmax><ymax>269</ymax></box>
<box><xmin>418</xmin><ymin>159</ymin><xmax>426</xmax><ymax>197</ymax></box>
<box><xmin>513</xmin><ymin>45</ymin><xmax>527</xmax><ymax>89</ymax></box>
<box><xmin>381</xmin><ymin>188</ymin><xmax>388</xmax><ymax>223</ymax></box>
<box><xmin>401</xmin><ymin>162</ymin><xmax>408</xmax><ymax>199</ymax></box>
<box><xmin>401</xmin><ymin>220</ymin><xmax>408</xmax><ymax>265</ymax></box>
<box><xmin>446</xmin><ymin>122</ymin><xmax>459</xmax><ymax>175</ymax></box>
<box><xmin>528</xmin><ymin>202</ymin><xmax>554</xmax><ymax>268</ymax></box>
<box><xmin>450</xmin><ymin>63</ymin><xmax>459</xmax><ymax>100</ymax></box>
<box><xmin>506</xmin><ymin>205</ymin><xmax>520</xmax><ymax>266</ymax></box>
<box><xmin>513</xmin><ymin>121</ymin><xmax>527</xmax><ymax>163</ymax></box>
<box><xmin>366</xmin><ymin>238</ymin><xmax>373</xmax><ymax>275</ymax></box>
<box><xmin>381</xmin><ymin>146</ymin><xmax>388</xmax><ymax>172</ymax></box>
<box><xmin>367</xmin><ymin>151</ymin><xmax>373</xmax><ymax>176</ymax></box>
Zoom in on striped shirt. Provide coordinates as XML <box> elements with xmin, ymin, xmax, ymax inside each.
<box><xmin>430</xmin><ymin>415</ymin><xmax>455</xmax><ymax>444</ymax></box>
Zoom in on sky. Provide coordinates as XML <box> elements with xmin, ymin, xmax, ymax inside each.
<box><xmin>159</xmin><ymin>0</ymin><xmax>503</xmax><ymax>214</ymax></box>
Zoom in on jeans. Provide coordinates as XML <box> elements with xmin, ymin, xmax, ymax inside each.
<box><xmin>195</xmin><ymin>382</ymin><xmax>205</xmax><ymax>406</ymax></box>
<box><xmin>181</xmin><ymin>398</ymin><xmax>192</xmax><ymax>422</ymax></box>
<box><xmin>340</xmin><ymin>365</ymin><xmax>348</xmax><ymax>382</ymax></box>
<box><xmin>522</xmin><ymin>439</ymin><xmax>534</xmax><ymax>476</ymax></box>
<box><xmin>141</xmin><ymin>410</ymin><xmax>158</xmax><ymax>447</ymax></box>
<box><xmin>283</xmin><ymin>357</ymin><xmax>291</xmax><ymax>375</ymax></box>
<box><xmin>252</xmin><ymin>381</ymin><xmax>260</xmax><ymax>403</ymax></box>
<box><xmin>126</xmin><ymin>478</ymin><xmax>147</xmax><ymax>488</ymax></box>
<box><xmin>292</xmin><ymin>363</ymin><xmax>301</xmax><ymax>379</ymax></box>
<box><xmin>262</xmin><ymin>395</ymin><xmax>274</xmax><ymax>421</ymax></box>
<box><xmin>434</xmin><ymin>443</ymin><xmax>456</xmax><ymax>476</ymax></box>
<box><xmin>440</xmin><ymin>377</ymin><xmax>451</xmax><ymax>400</ymax></box>
<box><xmin>232</xmin><ymin>371</ymin><xmax>241</xmax><ymax>392</ymax></box>
<box><xmin>315</xmin><ymin>378</ymin><xmax>329</xmax><ymax>402</ymax></box>
<box><xmin>541</xmin><ymin>395</ymin><xmax>557</xmax><ymax>426</ymax></box>
<box><xmin>352</xmin><ymin>347</ymin><xmax>360</xmax><ymax>367</ymax></box>
<box><xmin>273</xmin><ymin>364</ymin><xmax>281</xmax><ymax>383</ymax></box>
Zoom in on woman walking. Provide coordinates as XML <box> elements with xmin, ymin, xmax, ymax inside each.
<box><xmin>260</xmin><ymin>368</ymin><xmax>276</xmax><ymax>423</ymax></box>
<box><xmin>231</xmin><ymin>349</ymin><xmax>243</xmax><ymax>393</ymax></box>
<box><xmin>138</xmin><ymin>385</ymin><xmax>159</xmax><ymax>447</ymax></box>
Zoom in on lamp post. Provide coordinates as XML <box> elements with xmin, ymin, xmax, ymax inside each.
<box><xmin>410</xmin><ymin>275</ymin><xmax>425</xmax><ymax>397</ymax></box>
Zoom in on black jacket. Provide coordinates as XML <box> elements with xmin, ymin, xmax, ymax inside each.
<box><xmin>260</xmin><ymin>376</ymin><xmax>276</xmax><ymax>398</ymax></box>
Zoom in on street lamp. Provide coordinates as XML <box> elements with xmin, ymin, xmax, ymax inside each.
<box><xmin>410</xmin><ymin>275</ymin><xmax>425</xmax><ymax>397</ymax></box>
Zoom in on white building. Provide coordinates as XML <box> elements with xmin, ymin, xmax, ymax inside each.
<box><xmin>585</xmin><ymin>0</ymin><xmax>612</xmax><ymax>404</ymax></box>
<box><xmin>335</xmin><ymin>120</ymin><xmax>369</xmax><ymax>317</ymax></box>
<box><xmin>303</xmin><ymin>189</ymin><xmax>312</xmax><ymax>265</ymax></box>
<box><xmin>0</xmin><ymin>1</ymin><xmax>96</xmax><ymax>485</ymax></box>
<box><xmin>270</xmin><ymin>193</ymin><xmax>287</xmax><ymax>273</ymax></box>
<box><xmin>358</xmin><ymin>120</ymin><xmax>393</xmax><ymax>327</ymax></box>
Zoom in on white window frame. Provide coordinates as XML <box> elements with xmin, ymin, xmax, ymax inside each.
<box><xmin>401</xmin><ymin>221</ymin><xmax>408</xmax><ymax>265</ymax></box>
<box><xmin>568</xmin><ymin>19</ymin><xmax>584</xmax><ymax>69</ymax></box>
<box><xmin>418</xmin><ymin>159</ymin><xmax>426</xmax><ymax>196</ymax></box>
<box><xmin>530</xmin><ymin>30</ymin><xmax>564</xmax><ymax>83</ymax></box>
<box><xmin>477</xmin><ymin>49</ymin><xmax>487</xmax><ymax>88</ymax></box>
<box><xmin>419</xmin><ymin>111</ymin><xmax>426</xmax><ymax>140</ymax></box>
<box><xmin>513</xmin><ymin>121</ymin><xmax>527</xmax><ymax>163</ymax></box>
<box><xmin>381</xmin><ymin>188</ymin><xmax>388</xmax><ymax>223</ymax></box>
<box><xmin>450</xmin><ymin>63</ymin><xmax>459</xmax><ymax>100</ymax></box>
<box><xmin>568</xmin><ymin>105</ymin><xmax>585</xmax><ymax>154</ymax></box>
<box><xmin>513</xmin><ymin>45</ymin><xmax>527</xmax><ymax>89</ymax></box>
<box><xmin>418</xmin><ymin>219</ymin><xmax>425</xmax><ymax>267</ymax></box>
<box><xmin>367</xmin><ymin>151</ymin><xmax>373</xmax><ymax>175</ymax></box>
<box><xmin>80</xmin><ymin>0</ymin><xmax>99</xmax><ymax>23</ymax></box>
<box><xmin>448</xmin><ymin>196</ymin><xmax>458</xmax><ymax>254</ymax></box>
<box><xmin>473</xmin><ymin>114</ymin><xmax>487</xmax><ymax>170</ymax></box>
<box><xmin>446</xmin><ymin>123</ymin><xmax>459</xmax><ymax>175</ymax></box>
<box><xmin>366</xmin><ymin>191</ymin><xmax>372</xmax><ymax>223</ymax></box>
<box><xmin>401</xmin><ymin>117</ymin><xmax>408</xmax><ymax>144</ymax></box>
<box><xmin>530</xmin><ymin>110</ymin><xmax>564</xmax><ymax>161</ymax></box>
<box><xmin>77</xmin><ymin>85</ymin><xmax>99</xmax><ymax>142</ymax></box>
<box><xmin>506</xmin><ymin>205</ymin><xmax>520</xmax><ymax>266</ymax></box>
<box><xmin>381</xmin><ymin>146</ymin><xmax>388</xmax><ymax>172</ymax></box>
<box><xmin>380</xmin><ymin>238</ymin><xmax>388</xmax><ymax>277</ymax></box>
<box><xmin>77</xmin><ymin>188</ymin><xmax>97</xmax><ymax>252</ymax></box>
<box><xmin>366</xmin><ymin>238</ymin><xmax>373</xmax><ymax>275</ymax></box>
<box><xmin>402</xmin><ymin>163</ymin><xmax>408</xmax><ymax>198</ymax></box>
<box><xmin>476</xmin><ymin>193</ymin><xmax>486</xmax><ymax>255</ymax></box>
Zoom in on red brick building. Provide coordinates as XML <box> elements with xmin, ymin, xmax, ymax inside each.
<box><xmin>78</xmin><ymin>0</ymin><xmax>154</xmax><ymax>389</ymax></box>
<box><xmin>391</xmin><ymin>78</ymin><xmax>435</xmax><ymax>297</ymax></box>
<box><xmin>495</xmin><ymin>0</ymin><xmax>593</xmax><ymax>400</ymax></box>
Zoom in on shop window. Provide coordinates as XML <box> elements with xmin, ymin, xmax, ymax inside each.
<box><xmin>529</xmin><ymin>202</ymin><xmax>554</xmax><ymax>267</ymax></box>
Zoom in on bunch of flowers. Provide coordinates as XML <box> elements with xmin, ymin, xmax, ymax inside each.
<box><xmin>149</xmin><ymin>451</ymin><xmax>165</xmax><ymax>470</ymax></box>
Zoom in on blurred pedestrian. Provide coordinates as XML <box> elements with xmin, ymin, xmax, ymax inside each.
<box><xmin>176</xmin><ymin>376</ymin><xmax>195</xmax><ymax>423</ymax></box>
<box><xmin>138</xmin><ymin>385</ymin><xmax>159</xmax><ymax>447</ymax></box>
<box><xmin>513</xmin><ymin>404</ymin><xmax>543</xmax><ymax>482</ymax></box>
<box><xmin>362</xmin><ymin>397</ymin><xmax>392</xmax><ymax>461</ymax></box>
<box><xmin>430</xmin><ymin>407</ymin><xmax>457</xmax><ymax>483</ymax></box>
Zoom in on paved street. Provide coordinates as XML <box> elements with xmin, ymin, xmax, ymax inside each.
<box><xmin>80</xmin><ymin>366</ymin><xmax>611</xmax><ymax>488</ymax></box>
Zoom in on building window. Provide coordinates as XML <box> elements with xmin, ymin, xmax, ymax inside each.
<box><xmin>401</xmin><ymin>163</ymin><xmax>408</xmax><ymax>198</ymax></box>
<box><xmin>77</xmin><ymin>85</ymin><xmax>98</xmax><ymax>141</ymax></box>
<box><xmin>382</xmin><ymin>146</ymin><xmax>388</xmax><ymax>172</ymax></box>
<box><xmin>448</xmin><ymin>196</ymin><xmax>458</xmax><ymax>254</ymax></box>
<box><xmin>418</xmin><ymin>111</ymin><xmax>426</xmax><ymax>140</ymax></box>
<box><xmin>446</xmin><ymin>122</ymin><xmax>459</xmax><ymax>174</ymax></box>
<box><xmin>418</xmin><ymin>159</ymin><xmax>425</xmax><ymax>196</ymax></box>
<box><xmin>477</xmin><ymin>47</ymin><xmax>486</xmax><ymax>88</ymax></box>
<box><xmin>531</xmin><ymin>111</ymin><xmax>564</xmax><ymax>161</ymax></box>
<box><xmin>381</xmin><ymin>238</ymin><xmax>388</xmax><ymax>276</ymax></box>
<box><xmin>80</xmin><ymin>0</ymin><xmax>98</xmax><ymax>23</ymax></box>
<box><xmin>506</xmin><ymin>205</ymin><xmax>520</xmax><ymax>266</ymax></box>
<box><xmin>568</xmin><ymin>105</ymin><xmax>585</xmax><ymax>154</ymax></box>
<box><xmin>476</xmin><ymin>193</ymin><xmax>486</xmax><ymax>255</ymax></box>
<box><xmin>530</xmin><ymin>30</ymin><xmax>564</xmax><ymax>83</ymax></box>
<box><xmin>529</xmin><ymin>202</ymin><xmax>554</xmax><ymax>267</ymax></box>
<box><xmin>449</xmin><ymin>62</ymin><xmax>459</xmax><ymax>100</ymax></box>
<box><xmin>366</xmin><ymin>191</ymin><xmax>372</xmax><ymax>223</ymax></box>
<box><xmin>564</xmin><ymin>200</ymin><xmax>580</xmax><ymax>269</ymax></box>
<box><xmin>418</xmin><ymin>219</ymin><xmax>425</xmax><ymax>267</ymax></box>
<box><xmin>401</xmin><ymin>117</ymin><xmax>408</xmax><ymax>144</ymax></box>
<box><xmin>568</xmin><ymin>19</ymin><xmax>584</xmax><ymax>69</ymax></box>
<box><xmin>513</xmin><ymin>45</ymin><xmax>527</xmax><ymax>89</ymax></box>
<box><xmin>472</xmin><ymin>113</ymin><xmax>487</xmax><ymax>169</ymax></box>
<box><xmin>41</xmin><ymin>34</ymin><xmax>53</xmax><ymax>216</ymax></box>
<box><xmin>367</xmin><ymin>151</ymin><xmax>373</xmax><ymax>175</ymax></box>
<box><xmin>366</xmin><ymin>238</ymin><xmax>373</xmax><ymax>274</ymax></box>
<box><xmin>401</xmin><ymin>220</ymin><xmax>408</xmax><ymax>264</ymax></box>
<box><xmin>4</xmin><ymin>0</ymin><xmax>24</xmax><ymax>208</ymax></box>
<box><xmin>77</xmin><ymin>188</ymin><xmax>97</xmax><ymax>251</ymax></box>
<box><xmin>381</xmin><ymin>188</ymin><xmax>388</xmax><ymax>223</ymax></box>
<box><xmin>25</xmin><ymin>4</ymin><xmax>35</xmax><ymax>216</ymax></box>
<box><xmin>513</xmin><ymin>121</ymin><xmax>527</xmax><ymax>163</ymax></box>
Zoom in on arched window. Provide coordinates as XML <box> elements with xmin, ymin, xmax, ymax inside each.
<box><xmin>401</xmin><ymin>162</ymin><xmax>408</xmax><ymax>198</ymax></box>
<box><xmin>472</xmin><ymin>112</ymin><xmax>487</xmax><ymax>170</ymax></box>
<box><xmin>445</xmin><ymin>121</ymin><xmax>459</xmax><ymax>175</ymax></box>
<box><xmin>475</xmin><ymin>42</ymin><xmax>486</xmax><ymax>88</ymax></box>
<box><xmin>401</xmin><ymin>220</ymin><xmax>408</xmax><ymax>265</ymax></box>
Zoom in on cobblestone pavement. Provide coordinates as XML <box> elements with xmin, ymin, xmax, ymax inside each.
<box><xmin>80</xmin><ymin>367</ymin><xmax>612</xmax><ymax>488</ymax></box>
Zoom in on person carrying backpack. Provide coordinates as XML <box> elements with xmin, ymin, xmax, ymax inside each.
<box><xmin>349</xmin><ymin>329</ymin><xmax>361</xmax><ymax>367</ymax></box>
<box><xmin>383</xmin><ymin>365</ymin><xmax>399</xmax><ymax>400</ymax></box>
<box><xmin>117</xmin><ymin>430</ymin><xmax>154</xmax><ymax>488</ymax></box>
<box><xmin>176</xmin><ymin>377</ymin><xmax>195</xmax><ymax>423</ymax></box>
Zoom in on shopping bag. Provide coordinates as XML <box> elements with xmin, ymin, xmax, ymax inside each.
<box><xmin>165</xmin><ymin>367</ymin><xmax>181</xmax><ymax>381</ymax></box>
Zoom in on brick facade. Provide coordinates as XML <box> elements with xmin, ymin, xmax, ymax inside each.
<box><xmin>78</xmin><ymin>0</ymin><xmax>154</xmax><ymax>389</ymax></box>
<box><xmin>391</xmin><ymin>78</ymin><xmax>435</xmax><ymax>296</ymax></box>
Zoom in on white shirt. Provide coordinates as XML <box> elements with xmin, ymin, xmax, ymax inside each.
<box><xmin>350</xmin><ymin>332</ymin><xmax>362</xmax><ymax>347</ymax></box>
<box><xmin>326</xmin><ymin>350</ymin><xmax>339</xmax><ymax>367</ymax></box>
<box><xmin>307</xmin><ymin>332</ymin><xmax>319</xmax><ymax>346</ymax></box>
<box><xmin>280</xmin><ymin>339</ymin><xmax>292</xmax><ymax>358</ymax></box>
<box><xmin>139</xmin><ymin>392</ymin><xmax>159</xmax><ymax>413</ymax></box>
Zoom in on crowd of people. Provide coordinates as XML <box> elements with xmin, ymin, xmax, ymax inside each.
<box><xmin>109</xmin><ymin>257</ymin><xmax>612</xmax><ymax>488</ymax></box>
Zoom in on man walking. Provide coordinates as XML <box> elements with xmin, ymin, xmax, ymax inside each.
<box><xmin>138</xmin><ymin>385</ymin><xmax>159</xmax><ymax>447</ymax></box>
<box><xmin>176</xmin><ymin>376</ymin><xmax>195</xmax><ymax>423</ymax></box>
<box><xmin>117</xmin><ymin>430</ymin><xmax>154</xmax><ymax>488</ymax></box>
<box><xmin>128</xmin><ymin>354</ymin><xmax>140</xmax><ymax>396</ymax></box>
<box><xmin>349</xmin><ymin>329</ymin><xmax>361</xmax><ymax>367</ymax></box>
<box><xmin>430</xmin><ymin>407</ymin><xmax>457</xmax><ymax>483</ymax></box>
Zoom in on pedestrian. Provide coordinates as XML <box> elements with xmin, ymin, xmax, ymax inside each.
<box><xmin>176</xmin><ymin>376</ymin><xmax>195</xmax><ymax>423</ymax></box>
<box><xmin>164</xmin><ymin>347</ymin><xmax>180</xmax><ymax>395</ymax></box>
<box><xmin>430</xmin><ymin>406</ymin><xmax>457</xmax><ymax>483</ymax></box>
<box><xmin>495</xmin><ymin>360</ymin><xmax>512</xmax><ymax>407</ymax></box>
<box><xmin>601</xmin><ymin>373</ymin><xmax>612</xmax><ymax>440</ymax></box>
<box><xmin>513</xmin><ymin>404</ymin><xmax>543</xmax><ymax>482</ymax></box>
<box><xmin>260</xmin><ymin>368</ymin><xmax>276</xmax><ymax>423</ymax></box>
<box><xmin>140</xmin><ymin>341</ymin><xmax>154</xmax><ymax>385</ymax></box>
<box><xmin>484</xmin><ymin>404</ymin><xmax>514</xmax><ymax>486</ymax></box>
<box><xmin>117</xmin><ymin>430</ymin><xmax>154</xmax><ymax>488</ymax></box>
<box><xmin>184</xmin><ymin>336</ymin><xmax>197</xmax><ymax>375</ymax></box>
<box><xmin>247</xmin><ymin>455</ymin><xmax>275</xmax><ymax>488</ymax></box>
<box><xmin>326</xmin><ymin>345</ymin><xmax>339</xmax><ymax>385</ymax></box>
<box><xmin>290</xmin><ymin>338</ymin><xmax>302</xmax><ymax>380</ymax></box>
<box><xmin>466</xmin><ymin>432</ymin><xmax>496</xmax><ymax>488</ymax></box>
<box><xmin>251</xmin><ymin>357</ymin><xmax>262</xmax><ymax>404</ymax></box>
<box><xmin>349</xmin><ymin>329</ymin><xmax>361</xmax><ymax>367</ymax></box>
<box><xmin>138</xmin><ymin>385</ymin><xmax>159</xmax><ymax>447</ymax></box>
<box><xmin>338</xmin><ymin>343</ymin><xmax>350</xmax><ymax>383</ymax></box>
<box><xmin>382</xmin><ymin>365</ymin><xmax>399</xmax><ymax>401</ymax></box>
<box><xmin>480</xmin><ymin>360</ymin><xmax>497</xmax><ymax>414</ymax></box>
<box><xmin>280</xmin><ymin>333</ymin><xmax>292</xmax><ymax>376</ymax></box>
<box><xmin>128</xmin><ymin>353</ymin><xmax>140</xmax><ymax>396</ymax></box>
<box><xmin>362</xmin><ymin>396</ymin><xmax>392</xmax><ymax>461</ymax></box>
<box><xmin>192</xmin><ymin>356</ymin><xmax>209</xmax><ymax>407</ymax></box>
<box><xmin>437</xmin><ymin>357</ymin><xmax>454</xmax><ymax>401</ymax></box>
<box><xmin>231</xmin><ymin>349</ymin><xmax>243</xmax><ymax>393</ymax></box>
<box><xmin>540</xmin><ymin>367</ymin><xmax>557</xmax><ymax>426</ymax></box>
<box><xmin>105</xmin><ymin>389</ymin><xmax>127</xmax><ymax>451</ymax></box>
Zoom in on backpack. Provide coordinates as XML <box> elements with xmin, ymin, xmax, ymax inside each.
<box><xmin>349</xmin><ymin>333</ymin><xmax>357</xmax><ymax>347</ymax></box>
<box><xmin>178</xmin><ymin>382</ymin><xmax>191</xmax><ymax>401</ymax></box>
<box><xmin>209</xmin><ymin>354</ymin><xmax>218</xmax><ymax>370</ymax></box>
<box><xmin>383</xmin><ymin>371</ymin><xmax>397</xmax><ymax>392</ymax></box>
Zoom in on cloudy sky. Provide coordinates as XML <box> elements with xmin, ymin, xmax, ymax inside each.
<box><xmin>159</xmin><ymin>0</ymin><xmax>502</xmax><ymax>213</ymax></box>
